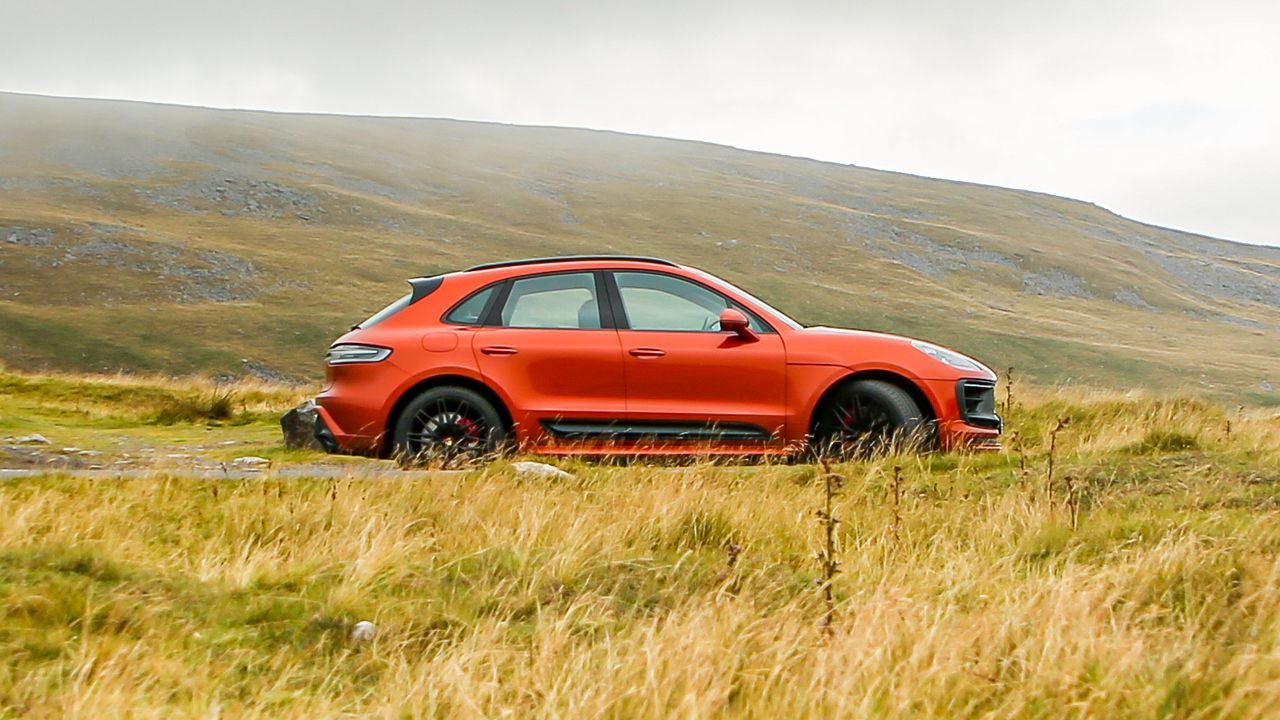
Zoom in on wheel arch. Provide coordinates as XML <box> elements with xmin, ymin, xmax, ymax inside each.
<box><xmin>381</xmin><ymin>374</ymin><xmax>514</xmax><ymax>457</ymax></box>
<box><xmin>807</xmin><ymin>369</ymin><xmax>940</xmax><ymax>436</ymax></box>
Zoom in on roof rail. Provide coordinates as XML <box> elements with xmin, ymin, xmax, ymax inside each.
<box><xmin>464</xmin><ymin>255</ymin><xmax>678</xmax><ymax>272</ymax></box>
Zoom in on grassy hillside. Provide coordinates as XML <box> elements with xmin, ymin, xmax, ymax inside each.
<box><xmin>1</xmin><ymin>370</ymin><xmax>1279</xmax><ymax>717</ymax></box>
<box><xmin>1</xmin><ymin>92</ymin><xmax>1277</xmax><ymax>401</ymax></box>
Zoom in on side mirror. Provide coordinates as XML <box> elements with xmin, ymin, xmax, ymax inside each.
<box><xmin>719</xmin><ymin>308</ymin><xmax>756</xmax><ymax>340</ymax></box>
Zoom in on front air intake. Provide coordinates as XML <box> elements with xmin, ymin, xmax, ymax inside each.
<box><xmin>956</xmin><ymin>379</ymin><xmax>1001</xmax><ymax>430</ymax></box>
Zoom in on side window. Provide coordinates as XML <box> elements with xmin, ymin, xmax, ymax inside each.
<box><xmin>444</xmin><ymin>286</ymin><xmax>496</xmax><ymax>325</ymax></box>
<box><xmin>613</xmin><ymin>272</ymin><xmax>770</xmax><ymax>332</ymax></box>
<box><xmin>500</xmin><ymin>272</ymin><xmax>602</xmax><ymax>329</ymax></box>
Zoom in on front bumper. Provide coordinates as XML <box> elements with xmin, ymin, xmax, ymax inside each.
<box><xmin>920</xmin><ymin>377</ymin><xmax>1002</xmax><ymax>451</ymax></box>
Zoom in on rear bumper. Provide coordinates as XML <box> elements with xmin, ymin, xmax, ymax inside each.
<box><xmin>312</xmin><ymin>405</ymin><xmax>342</xmax><ymax>454</ymax></box>
<box><xmin>313</xmin><ymin>360</ymin><xmax>413</xmax><ymax>456</ymax></box>
<box><xmin>312</xmin><ymin>400</ymin><xmax>384</xmax><ymax>456</ymax></box>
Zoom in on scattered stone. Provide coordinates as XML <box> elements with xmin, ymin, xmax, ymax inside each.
<box><xmin>11</xmin><ymin>434</ymin><xmax>51</xmax><ymax>445</ymax></box>
<box><xmin>242</xmin><ymin>359</ymin><xmax>296</xmax><ymax>384</ymax></box>
<box><xmin>233</xmin><ymin>456</ymin><xmax>271</xmax><ymax>467</ymax></box>
<box><xmin>2</xmin><ymin>227</ymin><xmax>53</xmax><ymax>246</ymax></box>
<box><xmin>1113</xmin><ymin>287</ymin><xmax>1156</xmax><ymax>310</ymax></box>
<box><xmin>351</xmin><ymin>621</ymin><xmax>376</xmax><ymax>642</ymax></box>
<box><xmin>281</xmin><ymin>400</ymin><xmax>324</xmax><ymax>450</ymax></box>
<box><xmin>1021</xmin><ymin>269</ymin><xmax>1092</xmax><ymax>299</ymax></box>
<box><xmin>512</xmin><ymin>461</ymin><xmax>575</xmax><ymax>481</ymax></box>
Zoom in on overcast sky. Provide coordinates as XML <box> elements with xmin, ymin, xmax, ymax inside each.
<box><xmin>3</xmin><ymin>0</ymin><xmax>1278</xmax><ymax>246</ymax></box>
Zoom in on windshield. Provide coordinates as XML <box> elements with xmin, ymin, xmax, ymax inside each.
<box><xmin>691</xmin><ymin>270</ymin><xmax>804</xmax><ymax>330</ymax></box>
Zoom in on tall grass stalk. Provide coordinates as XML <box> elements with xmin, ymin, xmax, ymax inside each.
<box><xmin>816</xmin><ymin>458</ymin><xmax>843</xmax><ymax>638</ymax></box>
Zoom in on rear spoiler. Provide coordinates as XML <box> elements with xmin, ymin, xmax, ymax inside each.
<box><xmin>408</xmin><ymin>276</ymin><xmax>443</xmax><ymax>303</ymax></box>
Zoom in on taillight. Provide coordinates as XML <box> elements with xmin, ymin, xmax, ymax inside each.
<box><xmin>325</xmin><ymin>344</ymin><xmax>392</xmax><ymax>365</ymax></box>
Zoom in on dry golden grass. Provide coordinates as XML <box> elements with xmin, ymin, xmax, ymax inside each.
<box><xmin>2</xmin><ymin>372</ymin><xmax>1279</xmax><ymax>717</ymax></box>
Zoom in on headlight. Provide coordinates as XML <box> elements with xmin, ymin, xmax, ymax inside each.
<box><xmin>911</xmin><ymin>340</ymin><xmax>983</xmax><ymax>372</ymax></box>
<box><xmin>326</xmin><ymin>344</ymin><xmax>392</xmax><ymax>365</ymax></box>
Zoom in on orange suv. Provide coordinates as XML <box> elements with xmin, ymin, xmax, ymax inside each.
<box><xmin>314</xmin><ymin>256</ymin><xmax>1001</xmax><ymax>460</ymax></box>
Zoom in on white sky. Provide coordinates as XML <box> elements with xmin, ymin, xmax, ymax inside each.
<box><xmin>2</xmin><ymin>0</ymin><xmax>1278</xmax><ymax>246</ymax></box>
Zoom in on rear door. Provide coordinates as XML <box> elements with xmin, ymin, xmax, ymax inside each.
<box><xmin>471</xmin><ymin>271</ymin><xmax>626</xmax><ymax>436</ymax></box>
<box><xmin>607</xmin><ymin>270</ymin><xmax>788</xmax><ymax>442</ymax></box>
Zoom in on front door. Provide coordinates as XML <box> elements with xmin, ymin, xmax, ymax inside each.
<box><xmin>472</xmin><ymin>271</ymin><xmax>625</xmax><ymax>442</ymax></box>
<box><xmin>608</xmin><ymin>270</ymin><xmax>788</xmax><ymax>442</ymax></box>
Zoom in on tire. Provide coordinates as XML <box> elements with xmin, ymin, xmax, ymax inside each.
<box><xmin>812</xmin><ymin>379</ymin><xmax>930</xmax><ymax>458</ymax></box>
<box><xmin>392</xmin><ymin>386</ymin><xmax>508</xmax><ymax>467</ymax></box>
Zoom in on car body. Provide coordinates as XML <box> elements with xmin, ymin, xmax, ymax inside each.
<box><xmin>314</xmin><ymin>256</ymin><xmax>1001</xmax><ymax>459</ymax></box>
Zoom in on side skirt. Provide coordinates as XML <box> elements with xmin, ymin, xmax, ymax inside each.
<box><xmin>540</xmin><ymin>419</ymin><xmax>774</xmax><ymax>443</ymax></box>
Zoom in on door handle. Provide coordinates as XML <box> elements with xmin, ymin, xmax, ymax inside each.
<box><xmin>629</xmin><ymin>347</ymin><xmax>666</xmax><ymax>358</ymax></box>
<box><xmin>481</xmin><ymin>345</ymin><xmax>519</xmax><ymax>356</ymax></box>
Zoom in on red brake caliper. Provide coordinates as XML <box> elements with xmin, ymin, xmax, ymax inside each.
<box><xmin>456</xmin><ymin>417</ymin><xmax>480</xmax><ymax>439</ymax></box>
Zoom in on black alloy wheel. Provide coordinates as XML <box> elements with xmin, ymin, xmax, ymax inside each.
<box><xmin>813</xmin><ymin>379</ymin><xmax>929</xmax><ymax>457</ymax></box>
<box><xmin>393</xmin><ymin>386</ymin><xmax>507</xmax><ymax>467</ymax></box>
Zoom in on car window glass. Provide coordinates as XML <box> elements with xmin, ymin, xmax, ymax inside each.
<box><xmin>444</xmin><ymin>286</ymin><xmax>496</xmax><ymax>325</ymax></box>
<box><xmin>614</xmin><ymin>272</ymin><xmax>768</xmax><ymax>332</ymax></box>
<box><xmin>358</xmin><ymin>293</ymin><xmax>412</xmax><ymax>329</ymax></box>
<box><xmin>501</xmin><ymin>272</ymin><xmax>602</xmax><ymax>329</ymax></box>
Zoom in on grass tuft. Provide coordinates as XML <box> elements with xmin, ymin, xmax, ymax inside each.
<box><xmin>1131</xmin><ymin>429</ymin><xmax>1203</xmax><ymax>454</ymax></box>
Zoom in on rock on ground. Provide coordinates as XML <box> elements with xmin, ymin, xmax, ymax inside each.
<box><xmin>351</xmin><ymin>621</ymin><xmax>376</xmax><ymax>642</ymax></box>
<box><xmin>512</xmin><ymin>461</ymin><xmax>574</xmax><ymax>480</ymax></box>
<box><xmin>9</xmin><ymin>434</ymin><xmax>52</xmax><ymax>445</ymax></box>
<box><xmin>232</xmin><ymin>456</ymin><xmax>271</xmax><ymax>468</ymax></box>
<box><xmin>281</xmin><ymin>401</ymin><xmax>323</xmax><ymax>450</ymax></box>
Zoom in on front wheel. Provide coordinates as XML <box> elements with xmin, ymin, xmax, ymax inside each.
<box><xmin>392</xmin><ymin>386</ymin><xmax>508</xmax><ymax>467</ymax></box>
<box><xmin>812</xmin><ymin>379</ymin><xmax>931</xmax><ymax>458</ymax></box>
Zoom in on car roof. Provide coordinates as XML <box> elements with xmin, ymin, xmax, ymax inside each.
<box><xmin>463</xmin><ymin>255</ymin><xmax>678</xmax><ymax>272</ymax></box>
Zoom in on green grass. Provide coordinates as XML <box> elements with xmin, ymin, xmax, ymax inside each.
<box><xmin>0</xmin><ymin>369</ymin><xmax>313</xmax><ymax>461</ymax></box>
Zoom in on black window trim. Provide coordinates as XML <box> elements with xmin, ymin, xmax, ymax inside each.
<box><xmin>603</xmin><ymin>269</ymin><xmax>779</xmax><ymax>334</ymax></box>
<box><xmin>464</xmin><ymin>269</ymin><xmax>616</xmax><ymax>331</ymax></box>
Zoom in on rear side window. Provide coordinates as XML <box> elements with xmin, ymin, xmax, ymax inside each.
<box><xmin>358</xmin><ymin>276</ymin><xmax>443</xmax><ymax>329</ymax></box>
<box><xmin>500</xmin><ymin>272</ymin><xmax>602</xmax><ymax>329</ymax></box>
<box><xmin>444</xmin><ymin>286</ymin><xmax>497</xmax><ymax>325</ymax></box>
<box><xmin>358</xmin><ymin>294</ymin><xmax>412</xmax><ymax>329</ymax></box>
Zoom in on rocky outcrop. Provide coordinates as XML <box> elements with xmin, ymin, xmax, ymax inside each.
<box><xmin>281</xmin><ymin>400</ymin><xmax>323</xmax><ymax>450</ymax></box>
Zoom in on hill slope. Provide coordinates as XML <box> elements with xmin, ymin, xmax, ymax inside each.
<box><xmin>1</xmin><ymin>92</ymin><xmax>1277</xmax><ymax>400</ymax></box>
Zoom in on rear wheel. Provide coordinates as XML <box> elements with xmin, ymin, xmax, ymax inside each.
<box><xmin>813</xmin><ymin>379</ymin><xmax>929</xmax><ymax>457</ymax></box>
<box><xmin>392</xmin><ymin>386</ymin><xmax>507</xmax><ymax>467</ymax></box>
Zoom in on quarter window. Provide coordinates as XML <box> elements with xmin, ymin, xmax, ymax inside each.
<box><xmin>613</xmin><ymin>271</ymin><xmax>770</xmax><ymax>332</ymax></box>
<box><xmin>500</xmin><ymin>272</ymin><xmax>602</xmax><ymax>329</ymax></box>
<box><xmin>444</xmin><ymin>286</ymin><xmax>496</xmax><ymax>325</ymax></box>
